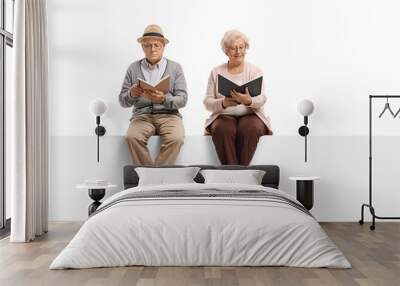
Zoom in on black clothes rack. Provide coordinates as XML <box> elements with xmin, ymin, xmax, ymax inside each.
<box><xmin>359</xmin><ymin>95</ymin><xmax>400</xmax><ymax>230</ymax></box>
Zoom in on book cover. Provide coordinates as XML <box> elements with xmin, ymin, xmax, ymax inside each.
<box><xmin>217</xmin><ymin>74</ymin><xmax>262</xmax><ymax>97</ymax></box>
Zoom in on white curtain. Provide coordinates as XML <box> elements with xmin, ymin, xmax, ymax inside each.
<box><xmin>9</xmin><ymin>0</ymin><xmax>49</xmax><ymax>242</ymax></box>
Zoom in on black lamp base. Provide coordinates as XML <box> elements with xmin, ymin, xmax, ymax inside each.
<box><xmin>88</xmin><ymin>189</ymin><xmax>105</xmax><ymax>216</ymax></box>
<box><xmin>95</xmin><ymin>126</ymin><xmax>106</xmax><ymax>136</ymax></box>
<box><xmin>298</xmin><ymin>126</ymin><xmax>309</xmax><ymax>136</ymax></box>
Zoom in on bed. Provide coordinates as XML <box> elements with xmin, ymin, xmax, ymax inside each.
<box><xmin>50</xmin><ymin>165</ymin><xmax>350</xmax><ymax>269</ymax></box>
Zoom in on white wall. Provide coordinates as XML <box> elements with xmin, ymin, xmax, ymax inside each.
<box><xmin>48</xmin><ymin>0</ymin><xmax>400</xmax><ymax>136</ymax></box>
<box><xmin>47</xmin><ymin>0</ymin><xmax>400</xmax><ymax>221</ymax></box>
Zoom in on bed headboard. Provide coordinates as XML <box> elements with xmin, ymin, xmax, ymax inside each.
<box><xmin>123</xmin><ymin>165</ymin><xmax>280</xmax><ymax>189</ymax></box>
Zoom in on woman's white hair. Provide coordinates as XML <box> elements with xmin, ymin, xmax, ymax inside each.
<box><xmin>220</xmin><ymin>29</ymin><xmax>250</xmax><ymax>54</ymax></box>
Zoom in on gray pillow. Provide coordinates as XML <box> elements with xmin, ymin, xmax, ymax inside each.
<box><xmin>200</xmin><ymin>169</ymin><xmax>266</xmax><ymax>185</ymax></box>
<box><xmin>135</xmin><ymin>167</ymin><xmax>201</xmax><ymax>186</ymax></box>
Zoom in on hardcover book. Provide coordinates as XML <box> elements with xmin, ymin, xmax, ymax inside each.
<box><xmin>138</xmin><ymin>75</ymin><xmax>170</xmax><ymax>94</ymax></box>
<box><xmin>218</xmin><ymin>74</ymin><xmax>262</xmax><ymax>97</ymax></box>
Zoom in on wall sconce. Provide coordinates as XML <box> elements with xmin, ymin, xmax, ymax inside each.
<box><xmin>89</xmin><ymin>99</ymin><xmax>107</xmax><ymax>162</ymax></box>
<box><xmin>297</xmin><ymin>99</ymin><xmax>315</xmax><ymax>162</ymax></box>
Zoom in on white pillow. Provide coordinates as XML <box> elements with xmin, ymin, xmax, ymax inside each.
<box><xmin>200</xmin><ymin>169</ymin><xmax>266</xmax><ymax>185</ymax></box>
<box><xmin>135</xmin><ymin>167</ymin><xmax>201</xmax><ymax>186</ymax></box>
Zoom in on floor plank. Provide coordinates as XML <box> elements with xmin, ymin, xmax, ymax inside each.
<box><xmin>0</xmin><ymin>222</ymin><xmax>399</xmax><ymax>286</ymax></box>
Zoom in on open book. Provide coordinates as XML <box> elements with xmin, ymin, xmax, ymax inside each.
<box><xmin>218</xmin><ymin>74</ymin><xmax>262</xmax><ymax>97</ymax></box>
<box><xmin>138</xmin><ymin>75</ymin><xmax>170</xmax><ymax>94</ymax></box>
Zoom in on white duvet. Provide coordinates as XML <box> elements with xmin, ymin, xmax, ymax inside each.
<box><xmin>50</xmin><ymin>183</ymin><xmax>351</xmax><ymax>269</ymax></box>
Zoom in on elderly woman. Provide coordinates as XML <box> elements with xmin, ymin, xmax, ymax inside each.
<box><xmin>203</xmin><ymin>30</ymin><xmax>272</xmax><ymax>165</ymax></box>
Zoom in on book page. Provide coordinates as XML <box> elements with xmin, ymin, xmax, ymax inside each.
<box><xmin>138</xmin><ymin>78</ymin><xmax>156</xmax><ymax>92</ymax></box>
<box><xmin>138</xmin><ymin>76</ymin><xmax>170</xmax><ymax>94</ymax></box>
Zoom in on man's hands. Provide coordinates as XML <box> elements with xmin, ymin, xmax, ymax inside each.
<box><xmin>130</xmin><ymin>84</ymin><xmax>144</xmax><ymax>97</ymax></box>
<box><xmin>143</xmin><ymin>89</ymin><xmax>166</xmax><ymax>104</ymax></box>
<box><xmin>130</xmin><ymin>84</ymin><xmax>166</xmax><ymax>104</ymax></box>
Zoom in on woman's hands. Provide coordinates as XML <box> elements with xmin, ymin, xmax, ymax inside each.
<box><xmin>230</xmin><ymin>87</ymin><xmax>252</xmax><ymax>106</ymax></box>
<box><xmin>222</xmin><ymin>97</ymin><xmax>239</xmax><ymax>108</ymax></box>
<box><xmin>222</xmin><ymin>87</ymin><xmax>252</xmax><ymax>108</ymax></box>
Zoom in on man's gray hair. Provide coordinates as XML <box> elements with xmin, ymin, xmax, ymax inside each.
<box><xmin>220</xmin><ymin>29</ymin><xmax>250</xmax><ymax>54</ymax></box>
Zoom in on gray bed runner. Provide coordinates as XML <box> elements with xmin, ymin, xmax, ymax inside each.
<box><xmin>91</xmin><ymin>189</ymin><xmax>312</xmax><ymax>218</ymax></box>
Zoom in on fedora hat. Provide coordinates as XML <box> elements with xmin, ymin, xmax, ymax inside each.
<box><xmin>137</xmin><ymin>24</ymin><xmax>169</xmax><ymax>44</ymax></box>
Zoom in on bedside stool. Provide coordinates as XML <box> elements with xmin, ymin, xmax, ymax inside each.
<box><xmin>288</xmin><ymin>176</ymin><xmax>320</xmax><ymax>210</ymax></box>
<box><xmin>76</xmin><ymin>182</ymin><xmax>117</xmax><ymax>216</ymax></box>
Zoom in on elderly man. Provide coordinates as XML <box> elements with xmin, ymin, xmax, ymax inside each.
<box><xmin>119</xmin><ymin>24</ymin><xmax>188</xmax><ymax>165</ymax></box>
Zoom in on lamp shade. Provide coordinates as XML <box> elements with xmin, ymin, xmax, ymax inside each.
<box><xmin>89</xmin><ymin>98</ymin><xmax>107</xmax><ymax>116</ymax></box>
<box><xmin>297</xmin><ymin>99</ymin><xmax>314</xmax><ymax>116</ymax></box>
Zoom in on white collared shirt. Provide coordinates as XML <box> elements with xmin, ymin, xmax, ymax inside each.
<box><xmin>140</xmin><ymin>57</ymin><xmax>167</xmax><ymax>85</ymax></box>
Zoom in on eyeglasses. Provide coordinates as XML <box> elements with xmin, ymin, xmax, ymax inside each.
<box><xmin>142</xmin><ymin>43</ymin><xmax>163</xmax><ymax>50</ymax></box>
<box><xmin>229</xmin><ymin>46</ymin><xmax>246</xmax><ymax>52</ymax></box>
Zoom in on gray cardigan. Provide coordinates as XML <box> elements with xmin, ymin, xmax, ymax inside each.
<box><xmin>118</xmin><ymin>58</ymin><xmax>188</xmax><ymax>118</ymax></box>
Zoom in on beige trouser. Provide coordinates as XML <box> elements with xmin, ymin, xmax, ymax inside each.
<box><xmin>125</xmin><ymin>114</ymin><xmax>185</xmax><ymax>165</ymax></box>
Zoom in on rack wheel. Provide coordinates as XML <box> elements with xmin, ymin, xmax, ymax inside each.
<box><xmin>358</xmin><ymin>220</ymin><xmax>364</xmax><ymax>225</ymax></box>
<box><xmin>370</xmin><ymin>225</ymin><xmax>375</xmax><ymax>231</ymax></box>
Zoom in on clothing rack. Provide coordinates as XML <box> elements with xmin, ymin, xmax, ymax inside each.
<box><xmin>359</xmin><ymin>95</ymin><xmax>400</xmax><ymax>230</ymax></box>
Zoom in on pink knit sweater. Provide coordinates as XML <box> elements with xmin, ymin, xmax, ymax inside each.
<box><xmin>203</xmin><ymin>62</ymin><xmax>272</xmax><ymax>134</ymax></box>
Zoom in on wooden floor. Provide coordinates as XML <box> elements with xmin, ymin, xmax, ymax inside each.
<box><xmin>0</xmin><ymin>222</ymin><xmax>399</xmax><ymax>286</ymax></box>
